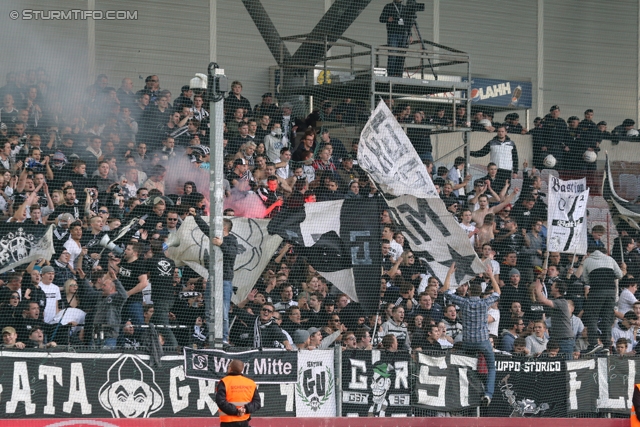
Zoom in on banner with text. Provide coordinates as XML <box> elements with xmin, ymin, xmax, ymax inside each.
<box><xmin>0</xmin><ymin>351</ymin><xmax>290</xmax><ymax>419</ymax></box>
<box><xmin>463</xmin><ymin>77</ymin><xmax>533</xmax><ymax>109</ymax></box>
<box><xmin>183</xmin><ymin>347</ymin><xmax>298</xmax><ymax>384</ymax></box>
<box><xmin>341</xmin><ymin>349</ymin><xmax>411</xmax><ymax>417</ymax></box>
<box><xmin>295</xmin><ymin>350</ymin><xmax>336</xmax><ymax>417</ymax></box>
<box><xmin>358</xmin><ymin>101</ymin><xmax>485</xmax><ymax>287</ymax></box>
<box><xmin>566</xmin><ymin>357</ymin><xmax>639</xmax><ymax>415</ymax></box>
<box><xmin>546</xmin><ymin>176</ymin><xmax>589</xmax><ymax>255</ymax></box>
<box><xmin>414</xmin><ymin>352</ymin><xmax>484</xmax><ymax>412</ymax></box>
<box><xmin>487</xmin><ymin>355</ymin><xmax>567</xmax><ymax>417</ymax></box>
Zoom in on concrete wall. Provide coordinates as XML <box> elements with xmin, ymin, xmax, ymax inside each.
<box><xmin>0</xmin><ymin>0</ymin><xmax>637</xmax><ymax>132</ymax></box>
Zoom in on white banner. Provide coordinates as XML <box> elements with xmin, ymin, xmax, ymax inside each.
<box><xmin>295</xmin><ymin>350</ymin><xmax>336</xmax><ymax>417</ymax></box>
<box><xmin>547</xmin><ymin>176</ymin><xmax>589</xmax><ymax>254</ymax></box>
<box><xmin>357</xmin><ymin>101</ymin><xmax>438</xmax><ymax>199</ymax></box>
<box><xmin>358</xmin><ymin>101</ymin><xmax>484</xmax><ymax>286</ymax></box>
<box><xmin>166</xmin><ymin>216</ymin><xmax>282</xmax><ymax>303</ymax></box>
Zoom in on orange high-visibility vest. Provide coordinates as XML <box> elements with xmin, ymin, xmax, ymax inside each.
<box><xmin>219</xmin><ymin>375</ymin><xmax>256</xmax><ymax>423</ymax></box>
<box><xmin>631</xmin><ymin>384</ymin><xmax>640</xmax><ymax>427</ymax></box>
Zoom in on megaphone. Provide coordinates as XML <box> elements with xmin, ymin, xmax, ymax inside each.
<box><xmin>164</xmin><ymin>232</ymin><xmax>180</xmax><ymax>251</ymax></box>
<box><xmin>100</xmin><ymin>234</ymin><xmax>125</xmax><ymax>256</ymax></box>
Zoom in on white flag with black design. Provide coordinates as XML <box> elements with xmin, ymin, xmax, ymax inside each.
<box><xmin>166</xmin><ymin>216</ymin><xmax>282</xmax><ymax>303</ymax></box>
<box><xmin>546</xmin><ymin>176</ymin><xmax>589</xmax><ymax>254</ymax></box>
<box><xmin>0</xmin><ymin>224</ymin><xmax>55</xmax><ymax>274</ymax></box>
<box><xmin>358</xmin><ymin>101</ymin><xmax>484</xmax><ymax>286</ymax></box>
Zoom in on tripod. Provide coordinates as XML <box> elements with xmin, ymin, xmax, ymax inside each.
<box><xmin>411</xmin><ymin>19</ymin><xmax>438</xmax><ymax>80</ymax></box>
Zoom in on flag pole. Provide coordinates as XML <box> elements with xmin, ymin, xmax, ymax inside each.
<box><xmin>620</xmin><ymin>236</ymin><xmax>625</xmax><ymax>264</ymax></box>
<box><xmin>541</xmin><ymin>250</ymin><xmax>550</xmax><ymax>282</ymax></box>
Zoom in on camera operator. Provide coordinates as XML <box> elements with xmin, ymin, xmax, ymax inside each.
<box><xmin>379</xmin><ymin>0</ymin><xmax>412</xmax><ymax>77</ymax></box>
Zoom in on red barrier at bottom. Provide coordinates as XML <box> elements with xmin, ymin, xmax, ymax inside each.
<box><xmin>0</xmin><ymin>418</ymin><xmax>628</xmax><ymax>427</ymax></box>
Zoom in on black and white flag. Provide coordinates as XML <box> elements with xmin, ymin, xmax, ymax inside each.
<box><xmin>546</xmin><ymin>176</ymin><xmax>589</xmax><ymax>254</ymax></box>
<box><xmin>603</xmin><ymin>153</ymin><xmax>640</xmax><ymax>231</ymax></box>
<box><xmin>0</xmin><ymin>224</ymin><xmax>55</xmax><ymax>275</ymax></box>
<box><xmin>166</xmin><ymin>216</ymin><xmax>282</xmax><ymax>303</ymax></box>
<box><xmin>358</xmin><ymin>101</ymin><xmax>484</xmax><ymax>286</ymax></box>
<box><xmin>268</xmin><ymin>198</ymin><xmax>382</xmax><ymax>314</ymax></box>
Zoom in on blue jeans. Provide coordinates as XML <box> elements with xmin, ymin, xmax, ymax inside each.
<box><xmin>123</xmin><ymin>301</ymin><xmax>144</xmax><ymax>326</ymax></box>
<box><xmin>204</xmin><ymin>279</ymin><xmax>233</xmax><ymax>342</ymax></box>
<box><xmin>387</xmin><ymin>32</ymin><xmax>408</xmax><ymax>77</ymax></box>
<box><xmin>464</xmin><ymin>340</ymin><xmax>495</xmax><ymax>398</ymax></box>
<box><xmin>558</xmin><ymin>338</ymin><xmax>576</xmax><ymax>360</ymax></box>
<box><xmin>223</xmin><ymin>280</ymin><xmax>233</xmax><ymax>342</ymax></box>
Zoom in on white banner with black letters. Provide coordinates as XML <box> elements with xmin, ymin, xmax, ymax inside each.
<box><xmin>295</xmin><ymin>350</ymin><xmax>336</xmax><ymax>417</ymax></box>
<box><xmin>358</xmin><ymin>101</ymin><xmax>485</xmax><ymax>286</ymax></box>
<box><xmin>547</xmin><ymin>176</ymin><xmax>589</xmax><ymax>254</ymax></box>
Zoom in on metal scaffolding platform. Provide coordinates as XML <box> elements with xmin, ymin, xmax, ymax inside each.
<box><xmin>275</xmin><ymin>34</ymin><xmax>473</xmax><ymax>132</ymax></box>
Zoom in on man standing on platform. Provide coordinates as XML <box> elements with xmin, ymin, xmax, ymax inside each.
<box><xmin>380</xmin><ymin>0</ymin><xmax>411</xmax><ymax>77</ymax></box>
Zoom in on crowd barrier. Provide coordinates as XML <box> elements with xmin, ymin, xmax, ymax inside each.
<box><xmin>0</xmin><ymin>348</ymin><xmax>636</xmax><ymax>420</ymax></box>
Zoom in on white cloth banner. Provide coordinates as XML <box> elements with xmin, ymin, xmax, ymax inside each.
<box><xmin>546</xmin><ymin>176</ymin><xmax>589</xmax><ymax>254</ymax></box>
<box><xmin>357</xmin><ymin>102</ymin><xmax>438</xmax><ymax>199</ymax></box>
<box><xmin>358</xmin><ymin>101</ymin><xmax>484</xmax><ymax>286</ymax></box>
<box><xmin>295</xmin><ymin>350</ymin><xmax>336</xmax><ymax>417</ymax></box>
<box><xmin>166</xmin><ymin>216</ymin><xmax>282</xmax><ymax>303</ymax></box>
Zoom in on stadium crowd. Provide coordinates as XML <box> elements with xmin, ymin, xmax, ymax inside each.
<box><xmin>0</xmin><ymin>69</ymin><xmax>638</xmax><ymax>366</ymax></box>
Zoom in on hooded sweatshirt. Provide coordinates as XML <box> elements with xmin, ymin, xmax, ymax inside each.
<box><xmin>525</xmin><ymin>333</ymin><xmax>548</xmax><ymax>355</ymax></box>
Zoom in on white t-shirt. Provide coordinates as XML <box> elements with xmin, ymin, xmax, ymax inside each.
<box><xmin>64</xmin><ymin>239</ymin><xmax>82</xmax><ymax>266</ymax></box>
<box><xmin>488</xmin><ymin>307</ymin><xmax>500</xmax><ymax>337</ymax></box>
<box><xmin>39</xmin><ymin>282</ymin><xmax>61</xmax><ymax>324</ymax></box>
<box><xmin>459</xmin><ymin>222</ymin><xmax>476</xmax><ymax>247</ymax></box>
<box><xmin>389</xmin><ymin>240</ymin><xmax>404</xmax><ymax>261</ymax></box>
<box><xmin>618</xmin><ymin>288</ymin><xmax>637</xmax><ymax>315</ymax></box>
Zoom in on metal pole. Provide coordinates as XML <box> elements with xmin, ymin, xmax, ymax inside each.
<box><xmin>335</xmin><ymin>346</ymin><xmax>342</xmax><ymax>416</ymax></box>
<box><xmin>537</xmin><ymin>0</ymin><xmax>544</xmax><ymax>119</ymax></box>
<box><xmin>87</xmin><ymin>0</ymin><xmax>95</xmax><ymax>82</ymax></box>
<box><xmin>208</xmin><ymin>65</ymin><xmax>225</xmax><ymax>348</ymax></box>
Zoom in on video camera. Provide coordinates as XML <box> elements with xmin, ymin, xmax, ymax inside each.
<box><xmin>402</xmin><ymin>0</ymin><xmax>425</xmax><ymax>25</ymax></box>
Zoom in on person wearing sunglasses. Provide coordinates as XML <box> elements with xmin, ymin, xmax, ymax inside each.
<box><xmin>233</xmin><ymin>302</ymin><xmax>292</xmax><ymax>350</ymax></box>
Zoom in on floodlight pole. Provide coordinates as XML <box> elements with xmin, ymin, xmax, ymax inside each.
<box><xmin>206</xmin><ymin>62</ymin><xmax>227</xmax><ymax>348</ymax></box>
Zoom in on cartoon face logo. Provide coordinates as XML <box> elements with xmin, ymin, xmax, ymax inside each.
<box><xmin>370</xmin><ymin>362</ymin><xmax>392</xmax><ymax>404</ymax></box>
<box><xmin>99</xmin><ymin>355</ymin><xmax>164</xmax><ymax>418</ymax></box>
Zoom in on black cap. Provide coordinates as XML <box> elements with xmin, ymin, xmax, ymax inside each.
<box><xmin>181</xmin><ymin>85</ymin><xmax>191</xmax><ymax>92</ymax></box>
<box><xmin>233</xmin><ymin>158</ymin><xmax>247</xmax><ymax>166</ymax></box>
<box><xmin>597</xmin><ymin>121</ymin><xmax>607</xmax><ymax>126</ymax></box>
<box><xmin>568</xmin><ymin>116</ymin><xmax>580</xmax><ymax>122</ymax></box>
<box><xmin>343</xmin><ymin>154</ymin><xmax>354</xmax><ymax>160</ymax></box>
<box><xmin>549</xmin><ymin>105</ymin><xmax>560</xmax><ymax>112</ymax></box>
<box><xmin>262</xmin><ymin>92</ymin><xmax>273</xmax><ymax>98</ymax></box>
<box><xmin>623</xmin><ymin>118</ymin><xmax>636</xmax><ymax>127</ymax></box>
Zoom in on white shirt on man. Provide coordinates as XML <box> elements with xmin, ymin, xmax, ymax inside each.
<box><xmin>39</xmin><ymin>282</ymin><xmax>61</xmax><ymax>324</ymax></box>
